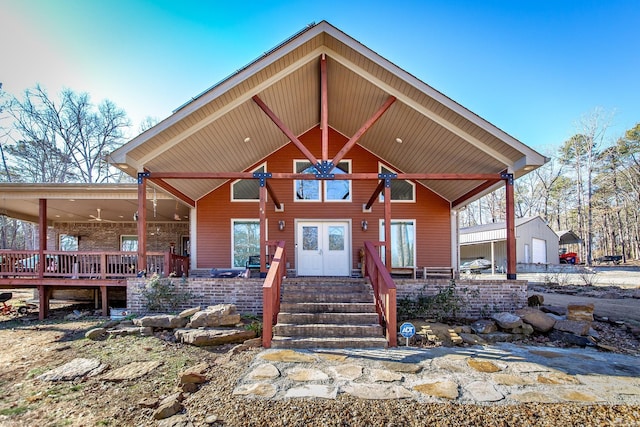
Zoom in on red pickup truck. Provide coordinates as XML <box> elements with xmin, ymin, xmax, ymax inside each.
<box><xmin>559</xmin><ymin>252</ymin><xmax>579</xmax><ymax>264</ymax></box>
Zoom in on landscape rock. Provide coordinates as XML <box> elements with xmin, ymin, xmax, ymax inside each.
<box><xmin>510</xmin><ymin>323</ymin><xmax>535</xmax><ymax>336</ymax></box>
<box><xmin>459</xmin><ymin>333</ymin><xmax>486</xmax><ymax>345</ymax></box>
<box><xmin>549</xmin><ymin>330</ymin><xmax>596</xmax><ymax>347</ymax></box>
<box><xmin>516</xmin><ymin>308</ymin><xmax>556</xmax><ymax>332</ymax></box>
<box><xmin>567</xmin><ymin>303</ymin><xmax>595</xmax><ymax>322</ymax></box>
<box><xmin>413</xmin><ymin>381</ymin><xmax>459</xmax><ymax>400</ymax></box>
<box><xmin>102</xmin><ymin>360</ymin><xmax>162</xmax><ymax>381</ymax></box>
<box><xmin>541</xmin><ymin>305</ymin><xmax>567</xmax><ymax>316</ymax></box>
<box><xmin>37</xmin><ymin>358</ymin><xmax>107</xmax><ymax>381</ymax></box>
<box><xmin>179</xmin><ymin>362</ymin><xmax>209</xmax><ymax>384</ymax></box>
<box><xmin>470</xmin><ymin>319</ymin><xmax>497</xmax><ymax>334</ymax></box>
<box><xmin>527</xmin><ymin>294</ymin><xmax>544</xmax><ymax>306</ymax></box>
<box><xmin>133</xmin><ymin>315</ymin><xmax>188</xmax><ymax>329</ymax></box>
<box><xmin>85</xmin><ymin>327</ymin><xmax>107</xmax><ymax>340</ymax></box>
<box><xmin>174</xmin><ymin>328</ymin><xmax>255</xmax><ymax>347</ymax></box>
<box><xmin>187</xmin><ymin>304</ymin><xmax>241</xmax><ymax>328</ymax></box>
<box><xmin>553</xmin><ymin>319</ymin><xmax>591</xmax><ymax>336</ymax></box>
<box><xmin>178</xmin><ymin>306</ymin><xmax>201</xmax><ymax>318</ymax></box>
<box><xmin>491</xmin><ymin>312</ymin><xmax>523</xmax><ymax>330</ymax></box>
<box><xmin>153</xmin><ymin>392</ymin><xmax>184</xmax><ymax>420</ymax></box>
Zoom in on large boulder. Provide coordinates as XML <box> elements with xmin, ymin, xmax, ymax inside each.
<box><xmin>470</xmin><ymin>319</ymin><xmax>497</xmax><ymax>334</ymax></box>
<box><xmin>515</xmin><ymin>308</ymin><xmax>556</xmax><ymax>332</ymax></box>
<box><xmin>567</xmin><ymin>303</ymin><xmax>594</xmax><ymax>322</ymax></box>
<box><xmin>553</xmin><ymin>319</ymin><xmax>591</xmax><ymax>336</ymax></box>
<box><xmin>187</xmin><ymin>304</ymin><xmax>241</xmax><ymax>328</ymax></box>
<box><xmin>491</xmin><ymin>312</ymin><xmax>523</xmax><ymax>330</ymax></box>
<box><xmin>174</xmin><ymin>328</ymin><xmax>256</xmax><ymax>347</ymax></box>
<box><xmin>133</xmin><ymin>315</ymin><xmax>188</xmax><ymax>329</ymax></box>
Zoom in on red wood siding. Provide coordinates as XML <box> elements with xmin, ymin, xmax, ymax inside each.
<box><xmin>197</xmin><ymin>126</ymin><xmax>451</xmax><ymax>269</ymax></box>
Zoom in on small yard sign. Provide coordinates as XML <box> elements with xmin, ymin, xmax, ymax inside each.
<box><xmin>400</xmin><ymin>322</ymin><xmax>415</xmax><ymax>346</ymax></box>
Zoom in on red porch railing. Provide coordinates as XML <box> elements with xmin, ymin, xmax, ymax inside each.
<box><xmin>262</xmin><ymin>240</ymin><xmax>286</xmax><ymax>348</ymax></box>
<box><xmin>363</xmin><ymin>240</ymin><xmax>397</xmax><ymax>347</ymax></box>
<box><xmin>0</xmin><ymin>250</ymin><xmax>189</xmax><ymax>279</ymax></box>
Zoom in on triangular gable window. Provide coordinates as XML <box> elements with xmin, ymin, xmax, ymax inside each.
<box><xmin>232</xmin><ymin>163</ymin><xmax>266</xmax><ymax>201</ymax></box>
<box><xmin>379</xmin><ymin>163</ymin><xmax>415</xmax><ymax>202</ymax></box>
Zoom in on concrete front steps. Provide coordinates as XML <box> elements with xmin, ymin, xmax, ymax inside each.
<box><xmin>271</xmin><ymin>278</ymin><xmax>388</xmax><ymax>349</ymax></box>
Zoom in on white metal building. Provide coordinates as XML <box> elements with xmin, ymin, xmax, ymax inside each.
<box><xmin>459</xmin><ymin>216</ymin><xmax>560</xmax><ymax>272</ymax></box>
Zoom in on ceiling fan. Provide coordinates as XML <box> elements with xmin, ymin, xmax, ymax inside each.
<box><xmin>89</xmin><ymin>208</ymin><xmax>114</xmax><ymax>222</ymax></box>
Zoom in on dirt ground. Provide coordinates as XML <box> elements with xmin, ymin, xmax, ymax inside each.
<box><xmin>0</xmin><ymin>270</ymin><xmax>639</xmax><ymax>426</ymax></box>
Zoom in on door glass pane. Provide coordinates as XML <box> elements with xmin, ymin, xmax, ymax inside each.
<box><xmin>233</xmin><ymin>221</ymin><xmax>260</xmax><ymax>267</ymax></box>
<box><xmin>302</xmin><ymin>226</ymin><xmax>318</xmax><ymax>250</ymax></box>
<box><xmin>328</xmin><ymin>226</ymin><xmax>344</xmax><ymax>251</ymax></box>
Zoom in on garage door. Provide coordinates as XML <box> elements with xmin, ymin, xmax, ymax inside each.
<box><xmin>532</xmin><ymin>238</ymin><xmax>547</xmax><ymax>263</ymax></box>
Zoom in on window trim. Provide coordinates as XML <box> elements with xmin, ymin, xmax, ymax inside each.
<box><xmin>231</xmin><ymin>162</ymin><xmax>267</xmax><ymax>202</ymax></box>
<box><xmin>378</xmin><ymin>163</ymin><xmax>416</xmax><ymax>203</ymax></box>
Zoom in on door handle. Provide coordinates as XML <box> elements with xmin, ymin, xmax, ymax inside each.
<box><xmin>318</xmin><ymin>249</ymin><xmax>323</xmax><ymax>255</ymax></box>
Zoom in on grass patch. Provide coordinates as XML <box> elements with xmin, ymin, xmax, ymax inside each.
<box><xmin>0</xmin><ymin>405</ymin><xmax>30</xmax><ymax>416</ymax></box>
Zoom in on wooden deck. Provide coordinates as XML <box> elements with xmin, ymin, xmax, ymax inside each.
<box><xmin>0</xmin><ymin>250</ymin><xmax>189</xmax><ymax>319</ymax></box>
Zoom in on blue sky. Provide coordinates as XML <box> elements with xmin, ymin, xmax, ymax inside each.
<box><xmin>2</xmin><ymin>0</ymin><xmax>638</xmax><ymax>154</ymax></box>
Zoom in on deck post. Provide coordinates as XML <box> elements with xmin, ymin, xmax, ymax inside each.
<box><xmin>38</xmin><ymin>199</ymin><xmax>47</xmax><ymax>279</ymax></box>
<box><xmin>100</xmin><ymin>286</ymin><xmax>108</xmax><ymax>317</ymax></box>
<box><xmin>38</xmin><ymin>285</ymin><xmax>49</xmax><ymax>320</ymax></box>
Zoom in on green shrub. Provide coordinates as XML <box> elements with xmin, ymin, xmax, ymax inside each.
<box><xmin>397</xmin><ymin>280</ymin><xmax>477</xmax><ymax>321</ymax></box>
<box><xmin>140</xmin><ymin>273</ymin><xmax>192</xmax><ymax>313</ymax></box>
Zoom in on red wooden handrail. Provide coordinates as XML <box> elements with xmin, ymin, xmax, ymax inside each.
<box><xmin>363</xmin><ymin>241</ymin><xmax>397</xmax><ymax>347</ymax></box>
<box><xmin>262</xmin><ymin>240</ymin><xmax>286</xmax><ymax>348</ymax></box>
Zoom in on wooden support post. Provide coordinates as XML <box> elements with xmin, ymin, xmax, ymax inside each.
<box><xmin>38</xmin><ymin>285</ymin><xmax>49</xmax><ymax>320</ymax></box>
<box><xmin>137</xmin><ymin>173</ymin><xmax>148</xmax><ymax>274</ymax></box>
<box><xmin>505</xmin><ymin>174</ymin><xmax>516</xmax><ymax>279</ymax></box>
<box><xmin>384</xmin><ymin>185</ymin><xmax>392</xmax><ymax>273</ymax></box>
<box><xmin>320</xmin><ymin>53</ymin><xmax>328</xmax><ymax>161</ymax></box>
<box><xmin>259</xmin><ymin>185</ymin><xmax>267</xmax><ymax>277</ymax></box>
<box><xmin>38</xmin><ymin>199</ymin><xmax>47</xmax><ymax>279</ymax></box>
<box><xmin>101</xmin><ymin>286</ymin><xmax>108</xmax><ymax>317</ymax></box>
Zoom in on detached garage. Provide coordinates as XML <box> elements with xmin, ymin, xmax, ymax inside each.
<box><xmin>459</xmin><ymin>216</ymin><xmax>560</xmax><ymax>272</ymax></box>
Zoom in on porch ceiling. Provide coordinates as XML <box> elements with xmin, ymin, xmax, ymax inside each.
<box><xmin>111</xmin><ymin>21</ymin><xmax>546</xmax><ymax>206</ymax></box>
<box><xmin>0</xmin><ymin>183</ymin><xmax>190</xmax><ymax>224</ymax></box>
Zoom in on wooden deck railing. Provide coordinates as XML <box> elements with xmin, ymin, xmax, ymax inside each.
<box><xmin>262</xmin><ymin>240</ymin><xmax>286</xmax><ymax>348</ymax></box>
<box><xmin>0</xmin><ymin>250</ymin><xmax>189</xmax><ymax>280</ymax></box>
<box><xmin>363</xmin><ymin>241</ymin><xmax>397</xmax><ymax>347</ymax></box>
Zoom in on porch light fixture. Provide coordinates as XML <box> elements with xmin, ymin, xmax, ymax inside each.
<box><xmin>278</xmin><ymin>220</ymin><xmax>285</xmax><ymax>231</ymax></box>
<box><xmin>244</xmin><ymin>137</ymin><xmax>251</xmax><ymax>143</ymax></box>
<box><xmin>395</xmin><ymin>137</ymin><xmax>403</xmax><ymax>144</ymax></box>
<box><xmin>133</xmin><ymin>211</ymin><xmax>139</xmax><ymax>221</ymax></box>
<box><xmin>361</xmin><ymin>220</ymin><xmax>368</xmax><ymax>231</ymax></box>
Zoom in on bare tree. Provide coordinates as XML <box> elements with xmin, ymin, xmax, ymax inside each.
<box><xmin>5</xmin><ymin>85</ymin><xmax>130</xmax><ymax>183</ymax></box>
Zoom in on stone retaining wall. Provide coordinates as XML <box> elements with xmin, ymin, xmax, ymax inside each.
<box><xmin>127</xmin><ymin>277</ymin><xmax>527</xmax><ymax>318</ymax></box>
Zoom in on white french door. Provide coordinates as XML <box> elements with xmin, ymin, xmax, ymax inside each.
<box><xmin>296</xmin><ymin>221</ymin><xmax>350</xmax><ymax>276</ymax></box>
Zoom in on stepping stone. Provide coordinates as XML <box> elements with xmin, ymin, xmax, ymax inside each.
<box><xmin>342</xmin><ymin>383</ymin><xmax>413</xmax><ymax>400</ymax></box>
<box><xmin>537</xmin><ymin>372</ymin><xmax>581</xmax><ymax>385</ymax></box>
<box><xmin>381</xmin><ymin>361</ymin><xmax>422</xmax><ymax>374</ymax></box>
<box><xmin>465</xmin><ymin>381</ymin><xmax>504</xmax><ymax>402</ymax></box>
<box><xmin>285</xmin><ymin>385</ymin><xmax>337</xmax><ymax>399</ymax></box>
<box><xmin>247</xmin><ymin>363</ymin><xmax>280</xmax><ymax>380</ymax></box>
<box><xmin>233</xmin><ymin>383</ymin><xmax>277</xmax><ymax>398</ymax></box>
<box><xmin>330</xmin><ymin>364</ymin><xmax>363</xmax><ymax>381</ymax></box>
<box><xmin>287</xmin><ymin>367</ymin><xmax>329</xmax><ymax>381</ymax></box>
<box><xmin>413</xmin><ymin>380</ymin><xmax>459</xmax><ymax>400</ymax></box>
<box><xmin>370</xmin><ymin>368</ymin><xmax>403</xmax><ymax>382</ymax></box>
<box><xmin>467</xmin><ymin>358</ymin><xmax>502</xmax><ymax>373</ymax></box>
<box><xmin>492</xmin><ymin>374</ymin><xmax>535</xmax><ymax>386</ymax></box>
<box><xmin>558</xmin><ymin>390</ymin><xmax>602</xmax><ymax>402</ymax></box>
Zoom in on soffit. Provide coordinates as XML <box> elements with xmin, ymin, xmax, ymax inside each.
<box><xmin>112</xmin><ymin>22</ymin><xmax>545</xmax><ymax>204</ymax></box>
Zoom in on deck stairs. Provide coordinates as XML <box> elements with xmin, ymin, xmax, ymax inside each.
<box><xmin>271</xmin><ymin>278</ymin><xmax>388</xmax><ymax>349</ymax></box>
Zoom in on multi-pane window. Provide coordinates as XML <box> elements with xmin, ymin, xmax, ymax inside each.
<box><xmin>232</xmin><ymin>220</ymin><xmax>260</xmax><ymax>268</ymax></box>
<box><xmin>379</xmin><ymin>164</ymin><xmax>415</xmax><ymax>202</ymax></box>
<box><xmin>59</xmin><ymin>234</ymin><xmax>79</xmax><ymax>251</ymax></box>
<box><xmin>121</xmin><ymin>235</ymin><xmax>138</xmax><ymax>252</ymax></box>
<box><xmin>294</xmin><ymin>160</ymin><xmax>351</xmax><ymax>201</ymax></box>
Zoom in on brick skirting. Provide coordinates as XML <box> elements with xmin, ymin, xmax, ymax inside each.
<box><xmin>127</xmin><ymin>277</ymin><xmax>527</xmax><ymax>318</ymax></box>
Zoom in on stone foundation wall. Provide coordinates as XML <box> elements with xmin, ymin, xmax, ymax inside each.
<box><xmin>395</xmin><ymin>279</ymin><xmax>528</xmax><ymax>318</ymax></box>
<box><xmin>127</xmin><ymin>277</ymin><xmax>527</xmax><ymax>319</ymax></box>
<box><xmin>127</xmin><ymin>278</ymin><xmax>263</xmax><ymax>315</ymax></box>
